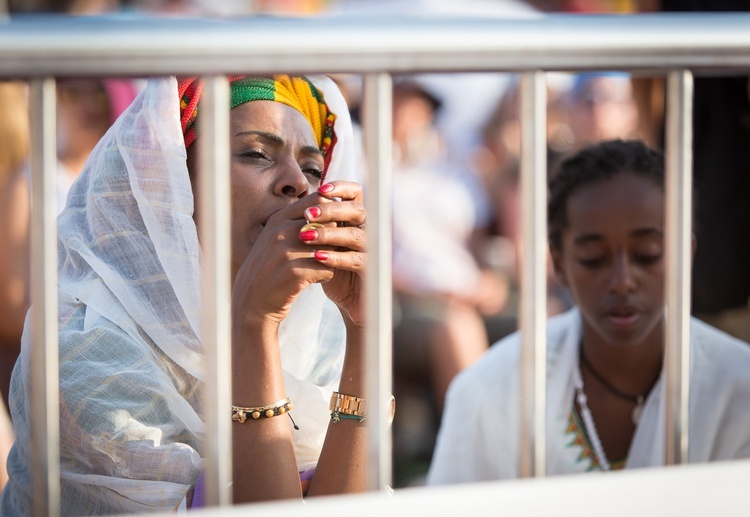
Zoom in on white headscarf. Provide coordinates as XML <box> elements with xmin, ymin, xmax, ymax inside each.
<box><xmin>1</xmin><ymin>75</ymin><xmax>356</xmax><ymax>515</ymax></box>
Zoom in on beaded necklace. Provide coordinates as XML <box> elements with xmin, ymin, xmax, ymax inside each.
<box><xmin>567</xmin><ymin>405</ymin><xmax>627</xmax><ymax>471</ymax></box>
<box><xmin>573</xmin><ymin>375</ymin><xmax>611</xmax><ymax>471</ymax></box>
<box><xmin>575</xmin><ymin>339</ymin><xmax>657</xmax><ymax>471</ymax></box>
<box><xmin>574</xmin><ymin>339</ymin><xmax>626</xmax><ymax>471</ymax></box>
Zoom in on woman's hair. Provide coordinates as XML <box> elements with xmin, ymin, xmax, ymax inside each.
<box><xmin>548</xmin><ymin>139</ymin><xmax>664</xmax><ymax>252</ymax></box>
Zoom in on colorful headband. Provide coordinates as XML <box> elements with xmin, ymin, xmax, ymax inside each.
<box><xmin>178</xmin><ymin>75</ymin><xmax>337</xmax><ymax>173</ymax></box>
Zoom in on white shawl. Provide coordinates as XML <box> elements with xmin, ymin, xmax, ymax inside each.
<box><xmin>1</xmin><ymin>75</ymin><xmax>357</xmax><ymax>515</ymax></box>
<box><xmin>427</xmin><ymin>308</ymin><xmax>750</xmax><ymax>484</ymax></box>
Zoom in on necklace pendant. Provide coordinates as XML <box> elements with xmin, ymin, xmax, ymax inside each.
<box><xmin>631</xmin><ymin>396</ymin><xmax>645</xmax><ymax>425</ymax></box>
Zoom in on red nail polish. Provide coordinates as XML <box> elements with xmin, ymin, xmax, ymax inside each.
<box><xmin>314</xmin><ymin>250</ymin><xmax>329</xmax><ymax>261</ymax></box>
<box><xmin>299</xmin><ymin>230</ymin><xmax>318</xmax><ymax>242</ymax></box>
<box><xmin>305</xmin><ymin>206</ymin><xmax>321</xmax><ymax>219</ymax></box>
<box><xmin>318</xmin><ymin>183</ymin><xmax>334</xmax><ymax>194</ymax></box>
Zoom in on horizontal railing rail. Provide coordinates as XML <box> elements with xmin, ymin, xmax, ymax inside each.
<box><xmin>186</xmin><ymin>457</ymin><xmax>750</xmax><ymax>517</ymax></box>
<box><xmin>1</xmin><ymin>14</ymin><xmax>750</xmax><ymax>77</ymax></box>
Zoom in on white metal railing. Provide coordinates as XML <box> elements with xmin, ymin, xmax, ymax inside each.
<box><xmin>198</xmin><ymin>75</ymin><xmax>232</xmax><ymax>506</ymax></box>
<box><xmin>28</xmin><ymin>76</ymin><xmax>59</xmax><ymax>517</ymax></box>
<box><xmin>362</xmin><ymin>72</ymin><xmax>394</xmax><ymax>491</ymax></box>
<box><xmin>1</xmin><ymin>11</ymin><xmax>749</xmax><ymax>516</ymax></box>
<box><xmin>518</xmin><ymin>69</ymin><xmax>547</xmax><ymax>478</ymax></box>
<box><xmin>192</xmin><ymin>457</ymin><xmax>750</xmax><ymax>517</ymax></box>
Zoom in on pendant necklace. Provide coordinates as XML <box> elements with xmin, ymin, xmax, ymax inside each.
<box><xmin>580</xmin><ymin>346</ymin><xmax>648</xmax><ymax>426</ymax></box>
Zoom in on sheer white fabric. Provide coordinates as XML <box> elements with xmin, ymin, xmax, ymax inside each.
<box><xmin>1</xmin><ymin>75</ymin><xmax>356</xmax><ymax>515</ymax></box>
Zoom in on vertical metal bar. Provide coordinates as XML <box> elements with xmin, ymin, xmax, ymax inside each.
<box><xmin>518</xmin><ymin>70</ymin><xmax>547</xmax><ymax>479</ymax></box>
<box><xmin>664</xmin><ymin>69</ymin><xmax>693</xmax><ymax>466</ymax></box>
<box><xmin>29</xmin><ymin>77</ymin><xmax>60</xmax><ymax>517</ymax></box>
<box><xmin>363</xmin><ymin>72</ymin><xmax>393</xmax><ymax>491</ymax></box>
<box><xmin>198</xmin><ymin>75</ymin><xmax>233</xmax><ymax>506</ymax></box>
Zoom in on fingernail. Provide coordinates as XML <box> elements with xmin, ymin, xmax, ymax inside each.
<box><xmin>314</xmin><ymin>250</ymin><xmax>329</xmax><ymax>261</ymax></box>
<box><xmin>318</xmin><ymin>183</ymin><xmax>334</xmax><ymax>194</ymax></box>
<box><xmin>299</xmin><ymin>230</ymin><xmax>318</xmax><ymax>242</ymax></box>
<box><xmin>305</xmin><ymin>206</ymin><xmax>321</xmax><ymax>220</ymax></box>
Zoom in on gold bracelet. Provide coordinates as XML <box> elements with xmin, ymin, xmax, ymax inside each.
<box><xmin>232</xmin><ymin>397</ymin><xmax>293</xmax><ymax>423</ymax></box>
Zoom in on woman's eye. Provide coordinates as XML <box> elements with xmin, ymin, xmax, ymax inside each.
<box><xmin>302</xmin><ymin>166</ymin><xmax>324</xmax><ymax>181</ymax></box>
<box><xmin>578</xmin><ymin>257</ymin><xmax>606</xmax><ymax>269</ymax></box>
<box><xmin>239</xmin><ymin>149</ymin><xmax>268</xmax><ymax>160</ymax></box>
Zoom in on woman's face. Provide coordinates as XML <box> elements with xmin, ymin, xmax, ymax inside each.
<box><xmin>226</xmin><ymin>100</ymin><xmax>324</xmax><ymax>279</ymax></box>
<box><xmin>552</xmin><ymin>172</ymin><xmax>665</xmax><ymax>349</ymax></box>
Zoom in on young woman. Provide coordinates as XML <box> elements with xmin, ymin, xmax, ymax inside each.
<box><xmin>1</xmin><ymin>74</ymin><xmax>369</xmax><ymax>513</ymax></box>
<box><xmin>427</xmin><ymin>139</ymin><xmax>750</xmax><ymax>483</ymax></box>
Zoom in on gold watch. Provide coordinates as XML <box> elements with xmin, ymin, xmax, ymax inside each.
<box><xmin>330</xmin><ymin>392</ymin><xmax>366</xmax><ymax>418</ymax></box>
<box><xmin>329</xmin><ymin>392</ymin><xmax>396</xmax><ymax>427</ymax></box>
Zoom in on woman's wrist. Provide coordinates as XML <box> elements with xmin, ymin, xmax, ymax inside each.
<box><xmin>338</xmin><ymin>322</ymin><xmax>365</xmax><ymax>395</ymax></box>
<box><xmin>233</xmin><ymin>301</ymin><xmax>286</xmax><ymax>331</ymax></box>
<box><xmin>231</xmin><ymin>317</ymin><xmax>286</xmax><ymax>397</ymax></box>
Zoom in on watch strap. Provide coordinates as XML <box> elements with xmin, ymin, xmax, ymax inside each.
<box><xmin>329</xmin><ymin>392</ymin><xmax>366</xmax><ymax>417</ymax></box>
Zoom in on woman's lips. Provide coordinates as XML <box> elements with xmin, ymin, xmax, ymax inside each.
<box><xmin>607</xmin><ymin>307</ymin><xmax>639</xmax><ymax>326</ymax></box>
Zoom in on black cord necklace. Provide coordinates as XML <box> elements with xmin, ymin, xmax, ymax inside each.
<box><xmin>579</xmin><ymin>344</ymin><xmax>647</xmax><ymax>425</ymax></box>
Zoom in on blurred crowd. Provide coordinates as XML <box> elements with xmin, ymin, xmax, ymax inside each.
<box><xmin>1</xmin><ymin>0</ymin><xmax>749</xmax><ymax>493</ymax></box>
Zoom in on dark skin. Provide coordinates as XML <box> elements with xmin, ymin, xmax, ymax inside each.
<box><xmin>188</xmin><ymin>100</ymin><xmax>367</xmax><ymax>503</ymax></box>
<box><xmin>552</xmin><ymin>172</ymin><xmax>669</xmax><ymax>461</ymax></box>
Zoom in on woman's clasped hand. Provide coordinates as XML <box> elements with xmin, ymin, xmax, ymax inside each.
<box><xmin>232</xmin><ymin>180</ymin><xmax>367</xmax><ymax>330</ymax></box>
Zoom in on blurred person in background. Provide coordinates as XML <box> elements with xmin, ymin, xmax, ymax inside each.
<box><xmin>0</xmin><ymin>81</ymin><xmax>30</xmax><ymax>408</ymax></box>
<box><xmin>0</xmin><ymin>81</ymin><xmax>30</xmax><ymax>493</ymax></box>
<box><xmin>390</xmin><ymin>77</ymin><xmax>511</xmax><ymax>487</ymax></box>
<box><xmin>0</xmin><ymin>76</ymin><xmax>139</xmax><ymax>409</ymax></box>
<box><xmin>565</xmin><ymin>72</ymin><xmax>640</xmax><ymax>150</ymax></box>
<box><xmin>471</xmin><ymin>74</ymin><xmax>578</xmax><ymax>327</ymax></box>
<box><xmin>56</xmin><ymin>78</ymin><xmax>140</xmax><ymax>200</ymax></box>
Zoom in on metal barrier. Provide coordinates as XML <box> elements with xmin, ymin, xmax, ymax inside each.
<box><xmin>1</xmin><ymin>11</ymin><xmax>749</xmax><ymax>516</ymax></box>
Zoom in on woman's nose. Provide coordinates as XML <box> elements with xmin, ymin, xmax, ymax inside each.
<box><xmin>275</xmin><ymin>160</ymin><xmax>310</xmax><ymax>199</ymax></box>
<box><xmin>609</xmin><ymin>254</ymin><xmax>636</xmax><ymax>295</ymax></box>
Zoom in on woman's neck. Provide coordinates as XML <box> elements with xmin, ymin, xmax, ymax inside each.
<box><xmin>580</xmin><ymin>322</ymin><xmax>664</xmax><ymax>398</ymax></box>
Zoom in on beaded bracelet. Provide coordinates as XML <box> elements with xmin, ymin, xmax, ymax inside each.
<box><xmin>231</xmin><ymin>397</ymin><xmax>293</xmax><ymax>424</ymax></box>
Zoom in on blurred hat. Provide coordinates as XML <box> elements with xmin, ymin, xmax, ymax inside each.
<box><xmin>393</xmin><ymin>76</ymin><xmax>443</xmax><ymax>112</ymax></box>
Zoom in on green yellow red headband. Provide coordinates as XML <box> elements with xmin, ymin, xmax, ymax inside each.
<box><xmin>178</xmin><ymin>75</ymin><xmax>337</xmax><ymax>173</ymax></box>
